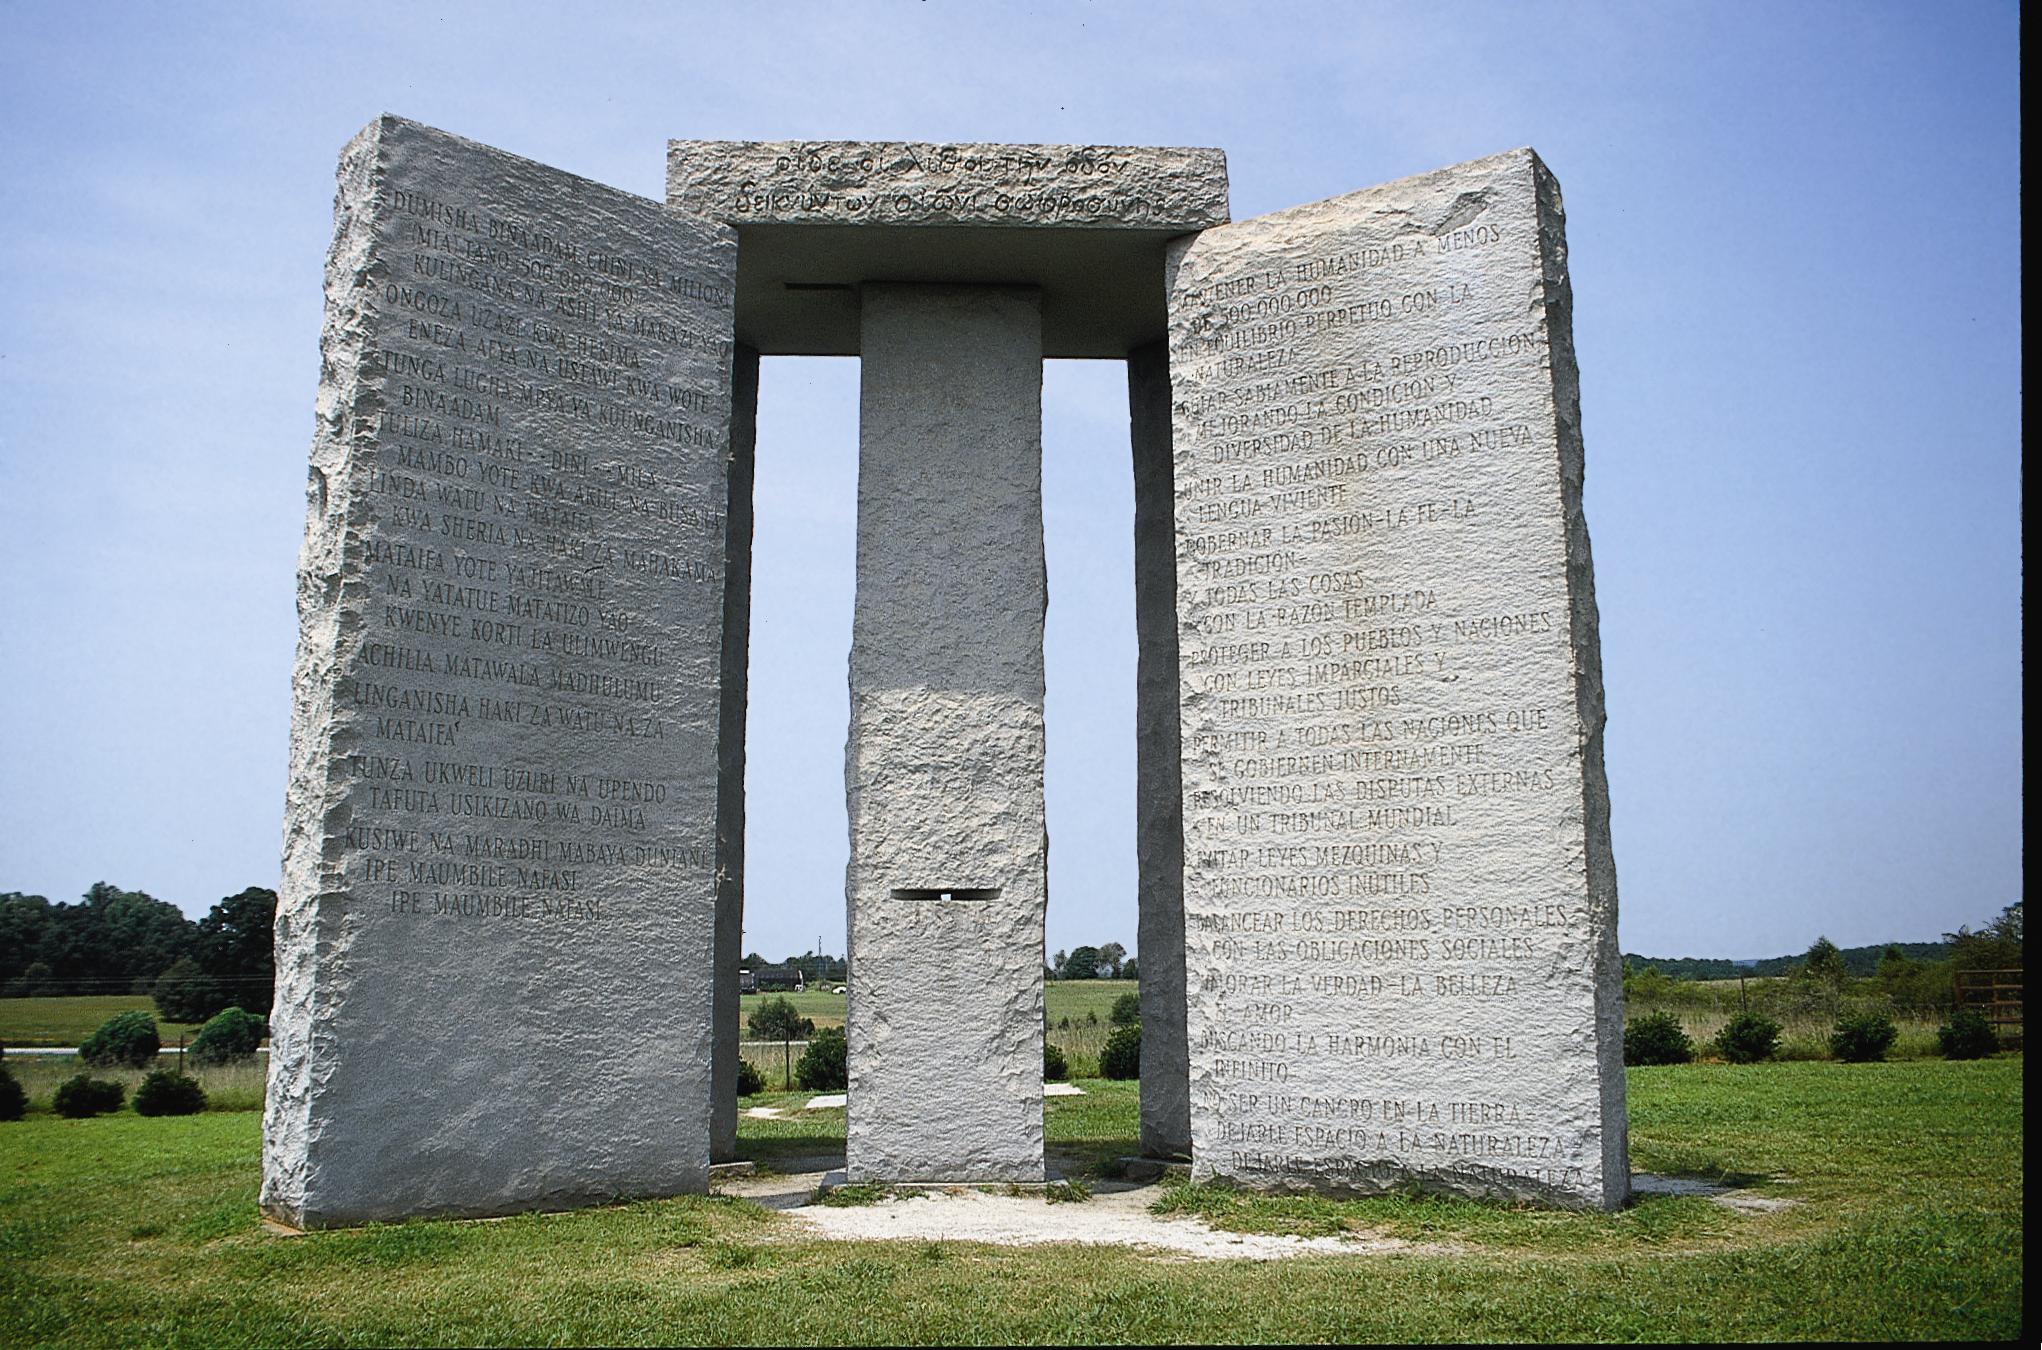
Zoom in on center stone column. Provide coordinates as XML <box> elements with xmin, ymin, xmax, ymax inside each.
<box><xmin>846</xmin><ymin>283</ymin><xmax>1047</xmax><ymax>1184</ymax></box>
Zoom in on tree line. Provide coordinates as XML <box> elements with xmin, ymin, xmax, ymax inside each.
<box><xmin>1625</xmin><ymin>901</ymin><xmax>2023</xmax><ymax>1011</ymax></box>
<box><xmin>1049</xmin><ymin>943</ymin><xmax>1134</xmax><ymax>980</ymax></box>
<box><xmin>0</xmin><ymin>884</ymin><xmax>276</xmax><ymax>1018</ymax></box>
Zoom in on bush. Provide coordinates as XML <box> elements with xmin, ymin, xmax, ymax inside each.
<box><xmin>1624</xmin><ymin>1010</ymin><xmax>1695</xmax><ymax>1066</ymax></box>
<box><xmin>1936</xmin><ymin>1009</ymin><xmax>1999</xmax><ymax>1060</ymax></box>
<box><xmin>152</xmin><ymin>956</ymin><xmax>227</xmax><ymax>1024</ymax></box>
<box><xmin>189</xmin><ymin>1006</ymin><xmax>266</xmax><ymax>1065</ymax></box>
<box><xmin>78</xmin><ymin>1011</ymin><xmax>161</xmax><ymax>1069</ymax></box>
<box><xmin>747</xmin><ymin>996</ymin><xmax>813</xmax><ymax>1043</ymax></box>
<box><xmin>53</xmin><ymin>1075</ymin><xmax>126</xmax><ymax>1118</ymax></box>
<box><xmin>1716</xmin><ymin>1011</ymin><xmax>1782</xmax><ymax>1064</ymax></box>
<box><xmin>1099</xmin><ymin>1024</ymin><xmax>1141</xmax><ymax>1080</ymax></box>
<box><xmin>0</xmin><ymin>1062</ymin><xmax>26</xmax><ymax>1122</ymax></box>
<box><xmin>1830</xmin><ymin>1011</ymin><xmax>1899</xmax><ymax>1063</ymax></box>
<box><xmin>133</xmin><ymin>1070</ymin><xmax>207</xmax><ymax>1116</ymax></box>
<box><xmin>795</xmin><ymin>1026</ymin><xmax>847</xmax><ymax>1091</ymax></box>
<box><xmin>1043</xmin><ymin>1043</ymin><xmax>1069</xmax><ymax>1082</ymax></box>
<box><xmin>1109</xmin><ymin>992</ymin><xmax>1141</xmax><ymax>1026</ymax></box>
<box><xmin>735</xmin><ymin>1058</ymin><xmax>766</xmax><ymax>1097</ymax></box>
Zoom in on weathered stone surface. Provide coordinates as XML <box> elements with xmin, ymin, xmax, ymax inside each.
<box><xmin>664</xmin><ymin>141</ymin><xmax>1228</xmax><ymax>358</ymax></box>
<box><xmin>712</xmin><ymin>345</ymin><xmax>758</xmax><ymax>1164</ymax></box>
<box><xmin>265</xmin><ymin>116</ymin><xmax>737</xmax><ymax>1227</ymax></box>
<box><xmin>668</xmin><ymin>141</ymin><xmax>1228</xmax><ymax>230</ymax></box>
<box><xmin>1164</xmin><ymin>149</ymin><xmax>1627</xmax><ymax>1209</ymax></box>
<box><xmin>1130</xmin><ymin>341</ymin><xmax>1191</xmax><ymax>1160</ymax></box>
<box><xmin>845</xmin><ymin>284</ymin><xmax>1047</xmax><ymax>1183</ymax></box>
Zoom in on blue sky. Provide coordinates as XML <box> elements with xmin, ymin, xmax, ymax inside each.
<box><xmin>0</xmin><ymin>1</ymin><xmax>2021</xmax><ymax>962</ymax></box>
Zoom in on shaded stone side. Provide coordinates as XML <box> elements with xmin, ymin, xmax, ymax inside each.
<box><xmin>669</xmin><ymin>141</ymin><xmax>1228</xmax><ymax>230</ymax></box>
<box><xmin>1165</xmin><ymin>149</ymin><xmax>1626</xmax><ymax>1210</ymax></box>
<box><xmin>712</xmin><ymin>344</ymin><xmax>759</xmax><ymax>1163</ymax></box>
<box><xmin>265</xmin><ymin>116</ymin><xmax>737</xmax><ymax>1228</ymax></box>
<box><xmin>1129</xmin><ymin>341</ymin><xmax>1191</xmax><ymax>1160</ymax></box>
<box><xmin>845</xmin><ymin>284</ymin><xmax>1047</xmax><ymax>1184</ymax></box>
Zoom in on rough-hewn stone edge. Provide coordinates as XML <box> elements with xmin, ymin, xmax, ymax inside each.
<box><xmin>1529</xmin><ymin>150</ymin><xmax>1629</xmax><ymax>1210</ymax></box>
<box><xmin>665</xmin><ymin>140</ymin><xmax>1229</xmax><ymax>229</ymax></box>
<box><xmin>1130</xmin><ymin>341</ymin><xmax>1191</xmax><ymax>1160</ymax></box>
<box><xmin>712</xmin><ymin>346</ymin><xmax>759</xmax><ymax>1163</ymax></box>
<box><xmin>262</xmin><ymin>115</ymin><xmax>387</xmax><ymax>1228</ymax></box>
<box><xmin>263</xmin><ymin>114</ymin><xmax>739</xmax><ymax>1226</ymax></box>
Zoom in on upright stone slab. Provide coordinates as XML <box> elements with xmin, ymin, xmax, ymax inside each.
<box><xmin>846</xmin><ymin>283</ymin><xmax>1047</xmax><ymax>1183</ymax></box>
<box><xmin>1166</xmin><ymin>149</ymin><xmax>1626</xmax><ymax>1208</ymax></box>
<box><xmin>1130</xmin><ymin>341</ymin><xmax>1191</xmax><ymax>1160</ymax></box>
<box><xmin>265</xmin><ymin>116</ymin><xmax>738</xmax><ymax>1227</ymax></box>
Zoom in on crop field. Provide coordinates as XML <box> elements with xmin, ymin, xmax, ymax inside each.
<box><xmin>0</xmin><ymin>1057</ymin><xmax>2020</xmax><ymax>1344</ymax></box>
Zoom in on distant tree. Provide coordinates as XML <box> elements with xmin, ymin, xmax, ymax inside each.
<box><xmin>1050</xmin><ymin>950</ymin><xmax>1067</xmax><ymax>980</ymax></box>
<box><xmin>747</xmin><ymin>996</ymin><xmax>812</xmax><ymax>1089</ymax></box>
<box><xmin>196</xmin><ymin>887</ymin><xmax>276</xmax><ymax>1017</ymax></box>
<box><xmin>1946</xmin><ymin>902</ymin><xmax>2023</xmax><ymax>973</ymax></box>
<box><xmin>0</xmin><ymin>894</ymin><xmax>53</xmax><ymax>988</ymax></box>
<box><xmin>1624</xmin><ymin>964</ymin><xmax>1675</xmax><ymax>1002</ymax></box>
<box><xmin>152</xmin><ymin>957</ymin><xmax>227</xmax><ymax>1023</ymax></box>
<box><xmin>1061</xmin><ymin>945</ymin><xmax>1104</xmax><ymax>981</ymax></box>
<box><xmin>746</xmin><ymin>996</ymin><xmax>811</xmax><ymax>1042</ymax></box>
<box><xmin>1121</xmin><ymin>956</ymin><xmax>1139</xmax><ymax>982</ymax></box>
<box><xmin>1800</xmin><ymin>936</ymin><xmax>1849</xmax><ymax>988</ymax></box>
<box><xmin>4</xmin><ymin>961</ymin><xmax>58</xmax><ymax>999</ymax></box>
<box><xmin>1098</xmin><ymin>942</ymin><xmax>1127</xmax><ymax>978</ymax></box>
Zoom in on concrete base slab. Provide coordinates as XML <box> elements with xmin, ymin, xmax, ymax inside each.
<box><xmin>709</xmin><ymin>1161</ymin><xmax>759</xmax><ymax>1181</ymax></box>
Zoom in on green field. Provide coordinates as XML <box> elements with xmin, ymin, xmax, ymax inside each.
<box><xmin>738</xmin><ymin>980</ymin><xmax>1136</xmax><ymax>1035</ymax></box>
<box><xmin>0</xmin><ymin>1059</ymin><xmax>2020</xmax><ymax>1343</ymax></box>
<box><xmin>0</xmin><ymin>996</ymin><xmax>208</xmax><ymax>1048</ymax></box>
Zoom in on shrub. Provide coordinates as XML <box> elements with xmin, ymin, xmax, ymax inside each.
<box><xmin>189</xmin><ymin>1006</ymin><xmax>267</xmax><ymax>1065</ymax></box>
<box><xmin>1109</xmin><ymin>992</ymin><xmax>1141</xmax><ymax>1026</ymax></box>
<box><xmin>133</xmin><ymin>1070</ymin><xmax>207</xmax><ymax>1116</ymax></box>
<box><xmin>152</xmin><ymin>957</ymin><xmax>227</xmax><ymax>1024</ymax></box>
<box><xmin>795</xmin><ymin>1026</ymin><xmax>847</xmax><ymax>1091</ymax></box>
<box><xmin>735</xmin><ymin>1058</ymin><xmax>766</xmax><ymax>1097</ymax></box>
<box><xmin>1043</xmin><ymin>1043</ymin><xmax>1069</xmax><ymax>1082</ymax></box>
<box><xmin>53</xmin><ymin>1075</ymin><xmax>126</xmax><ymax>1118</ymax></box>
<box><xmin>1936</xmin><ymin>1009</ymin><xmax>1999</xmax><ymax>1060</ymax></box>
<box><xmin>1716</xmin><ymin>1011</ymin><xmax>1782</xmax><ymax>1064</ymax></box>
<box><xmin>79</xmin><ymin>1011</ymin><xmax>161</xmax><ymax>1069</ymax></box>
<box><xmin>747</xmin><ymin>997</ymin><xmax>813</xmax><ymax>1043</ymax></box>
<box><xmin>1829</xmin><ymin>1011</ymin><xmax>1898</xmax><ymax>1063</ymax></box>
<box><xmin>0</xmin><ymin>1062</ymin><xmax>26</xmax><ymax>1122</ymax></box>
<box><xmin>1623</xmin><ymin>1010</ymin><xmax>1695</xmax><ymax>1066</ymax></box>
<box><xmin>1099</xmin><ymin>1024</ymin><xmax>1141</xmax><ymax>1080</ymax></box>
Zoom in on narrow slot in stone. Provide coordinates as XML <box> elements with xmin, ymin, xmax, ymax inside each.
<box><xmin>890</xmin><ymin>887</ymin><xmax>1002</xmax><ymax>903</ymax></box>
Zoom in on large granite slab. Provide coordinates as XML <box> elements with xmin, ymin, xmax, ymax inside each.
<box><xmin>668</xmin><ymin>141</ymin><xmax>1228</xmax><ymax>230</ymax></box>
<box><xmin>264</xmin><ymin>116</ymin><xmax>737</xmax><ymax>1227</ymax></box>
<box><xmin>664</xmin><ymin>140</ymin><xmax>1228</xmax><ymax>357</ymax></box>
<box><xmin>845</xmin><ymin>284</ymin><xmax>1048</xmax><ymax>1183</ymax></box>
<box><xmin>1164</xmin><ymin>149</ymin><xmax>1627</xmax><ymax>1209</ymax></box>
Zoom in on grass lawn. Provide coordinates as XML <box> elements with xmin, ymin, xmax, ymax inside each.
<box><xmin>0</xmin><ymin>996</ymin><xmax>208</xmax><ymax>1048</ymax></box>
<box><xmin>0</xmin><ymin>1059</ymin><xmax>2021</xmax><ymax>1343</ymax></box>
<box><xmin>736</xmin><ymin>980</ymin><xmax>1137</xmax><ymax>1039</ymax></box>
